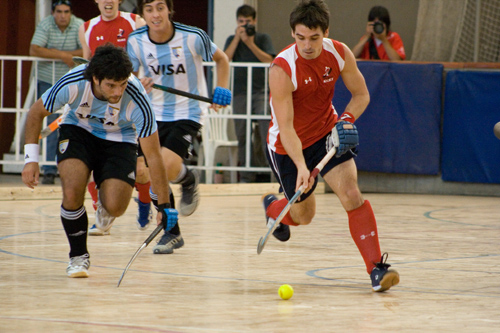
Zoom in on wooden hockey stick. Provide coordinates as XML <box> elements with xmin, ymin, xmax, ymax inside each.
<box><xmin>117</xmin><ymin>223</ymin><xmax>164</xmax><ymax>287</ymax></box>
<box><xmin>257</xmin><ymin>146</ymin><xmax>337</xmax><ymax>254</ymax></box>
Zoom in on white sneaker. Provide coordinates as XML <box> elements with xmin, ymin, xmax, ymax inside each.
<box><xmin>88</xmin><ymin>224</ymin><xmax>110</xmax><ymax>236</ymax></box>
<box><xmin>95</xmin><ymin>199</ymin><xmax>115</xmax><ymax>233</ymax></box>
<box><xmin>66</xmin><ymin>253</ymin><xmax>90</xmax><ymax>278</ymax></box>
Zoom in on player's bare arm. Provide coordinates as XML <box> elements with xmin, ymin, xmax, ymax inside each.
<box><xmin>78</xmin><ymin>24</ymin><xmax>92</xmax><ymax>60</ymax></box>
<box><xmin>135</xmin><ymin>15</ymin><xmax>146</xmax><ymax>29</ymax></box>
<box><xmin>340</xmin><ymin>44</ymin><xmax>370</xmax><ymax>119</ymax></box>
<box><xmin>138</xmin><ymin>131</ymin><xmax>171</xmax><ymax>225</ymax></box>
<box><xmin>30</xmin><ymin>44</ymin><xmax>83</xmax><ymax>68</ymax></box>
<box><xmin>22</xmin><ymin>98</ymin><xmax>52</xmax><ymax>188</ymax></box>
<box><xmin>269</xmin><ymin>64</ymin><xmax>311</xmax><ymax>192</ymax></box>
<box><xmin>213</xmin><ymin>48</ymin><xmax>230</xmax><ymax>90</ymax></box>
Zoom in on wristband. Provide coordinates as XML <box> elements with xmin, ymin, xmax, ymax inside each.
<box><xmin>339</xmin><ymin>112</ymin><xmax>355</xmax><ymax>124</ymax></box>
<box><xmin>24</xmin><ymin>144</ymin><xmax>40</xmax><ymax>164</ymax></box>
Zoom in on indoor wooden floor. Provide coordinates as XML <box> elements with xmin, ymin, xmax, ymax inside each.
<box><xmin>0</xmin><ymin>183</ymin><xmax>499</xmax><ymax>332</ymax></box>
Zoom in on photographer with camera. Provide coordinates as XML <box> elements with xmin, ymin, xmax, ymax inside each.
<box><xmin>224</xmin><ymin>5</ymin><xmax>276</xmax><ymax>183</ymax></box>
<box><xmin>352</xmin><ymin>6</ymin><xmax>405</xmax><ymax>60</ymax></box>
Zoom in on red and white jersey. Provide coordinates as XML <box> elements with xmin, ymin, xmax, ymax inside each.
<box><xmin>83</xmin><ymin>12</ymin><xmax>138</xmax><ymax>56</ymax></box>
<box><xmin>268</xmin><ymin>38</ymin><xmax>345</xmax><ymax>154</ymax></box>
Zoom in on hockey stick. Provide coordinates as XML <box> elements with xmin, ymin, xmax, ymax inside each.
<box><xmin>152</xmin><ymin>83</ymin><xmax>213</xmax><ymax>104</ymax></box>
<box><xmin>257</xmin><ymin>146</ymin><xmax>337</xmax><ymax>254</ymax></box>
<box><xmin>72</xmin><ymin>56</ymin><xmax>88</xmax><ymax>66</ymax></box>
<box><xmin>39</xmin><ymin>115</ymin><xmax>63</xmax><ymax>139</ymax></box>
<box><xmin>117</xmin><ymin>223</ymin><xmax>164</xmax><ymax>287</ymax></box>
<box><xmin>71</xmin><ymin>57</ymin><xmax>213</xmax><ymax>104</ymax></box>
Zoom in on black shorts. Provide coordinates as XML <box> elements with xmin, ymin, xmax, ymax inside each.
<box><xmin>266</xmin><ymin>133</ymin><xmax>356</xmax><ymax>202</ymax></box>
<box><xmin>57</xmin><ymin>124</ymin><xmax>138</xmax><ymax>188</ymax></box>
<box><xmin>138</xmin><ymin>120</ymin><xmax>201</xmax><ymax>160</ymax></box>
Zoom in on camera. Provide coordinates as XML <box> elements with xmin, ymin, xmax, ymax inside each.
<box><xmin>243</xmin><ymin>23</ymin><xmax>256</xmax><ymax>36</ymax></box>
<box><xmin>373</xmin><ymin>21</ymin><xmax>385</xmax><ymax>34</ymax></box>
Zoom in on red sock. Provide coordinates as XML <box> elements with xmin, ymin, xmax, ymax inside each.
<box><xmin>267</xmin><ymin>198</ymin><xmax>299</xmax><ymax>226</ymax></box>
<box><xmin>135</xmin><ymin>182</ymin><xmax>151</xmax><ymax>204</ymax></box>
<box><xmin>87</xmin><ymin>181</ymin><xmax>98</xmax><ymax>211</ymax></box>
<box><xmin>347</xmin><ymin>200</ymin><xmax>381</xmax><ymax>274</ymax></box>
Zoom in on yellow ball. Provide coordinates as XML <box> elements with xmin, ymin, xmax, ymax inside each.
<box><xmin>278</xmin><ymin>284</ymin><xmax>294</xmax><ymax>300</ymax></box>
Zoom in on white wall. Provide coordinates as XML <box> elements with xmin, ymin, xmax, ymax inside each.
<box><xmin>213</xmin><ymin>0</ymin><xmax>244</xmax><ymax>49</ymax></box>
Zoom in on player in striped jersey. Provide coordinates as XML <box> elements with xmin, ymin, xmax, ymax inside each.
<box><xmin>78</xmin><ymin>0</ymin><xmax>149</xmax><ymax>236</ymax></box>
<box><xmin>21</xmin><ymin>44</ymin><xmax>176</xmax><ymax>278</ymax></box>
<box><xmin>262</xmin><ymin>0</ymin><xmax>399</xmax><ymax>292</ymax></box>
<box><xmin>127</xmin><ymin>0</ymin><xmax>231</xmax><ymax>254</ymax></box>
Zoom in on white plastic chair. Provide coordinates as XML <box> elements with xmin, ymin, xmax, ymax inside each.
<box><xmin>198</xmin><ymin>106</ymin><xmax>238</xmax><ymax>184</ymax></box>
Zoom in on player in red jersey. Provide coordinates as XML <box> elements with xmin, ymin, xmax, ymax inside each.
<box><xmin>78</xmin><ymin>0</ymin><xmax>148</xmax><ymax>236</ymax></box>
<box><xmin>262</xmin><ymin>0</ymin><xmax>399</xmax><ymax>292</ymax></box>
<box><xmin>78</xmin><ymin>0</ymin><xmax>145</xmax><ymax>59</ymax></box>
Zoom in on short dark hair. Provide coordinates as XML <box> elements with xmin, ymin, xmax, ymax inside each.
<box><xmin>290</xmin><ymin>0</ymin><xmax>329</xmax><ymax>33</ymax></box>
<box><xmin>368</xmin><ymin>6</ymin><xmax>391</xmax><ymax>31</ymax></box>
<box><xmin>52</xmin><ymin>0</ymin><xmax>72</xmax><ymax>11</ymax></box>
<box><xmin>137</xmin><ymin>0</ymin><xmax>174</xmax><ymax>19</ymax></box>
<box><xmin>236</xmin><ymin>5</ymin><xmax>256</xmax><ymax>19</ymax></box>
<box><xmin>83</xmin><ymin>44</ymin><xmax>133</xmax><ymax>83</ymax></box>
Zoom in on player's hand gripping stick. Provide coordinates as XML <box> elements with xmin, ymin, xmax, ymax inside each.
<box><xmin>327</xmin><ymin>120</ymin><xmax>359</xmax><ymax>157</ymax></box>
<box><xmin>257</xmin><ymin>146</ymin><xmax>337</xmax><ymax>254</ymax></box>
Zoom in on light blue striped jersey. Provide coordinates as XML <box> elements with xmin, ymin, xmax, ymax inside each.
<box><xmin>127</xmin><ymin>22</ymin><xmax>217</xmax><ymax>123</ymax></box>
<box><xmin>41</xmin><ymin>64</ymin><xmax>157</xmax><ymax>144</ymax></box>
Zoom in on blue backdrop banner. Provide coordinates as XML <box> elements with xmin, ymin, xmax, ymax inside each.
<box><xmin>442</xmin><ymin>71</ymin><xmax>500</xmax><ymax>184</ymax></box>
<box><xmin>332</xmin><ymin>62</ymin><xmax>443</xmax><ymax>175</ymax></box>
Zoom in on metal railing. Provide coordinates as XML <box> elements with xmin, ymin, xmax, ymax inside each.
<box><xmin>0</xmin><ymin>56</ymin><xmax>273</xmax><ymax>182</ymax></box>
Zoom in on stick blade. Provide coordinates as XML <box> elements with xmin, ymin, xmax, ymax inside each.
<box><xmin>257</xmin><ymin>237</ymin><xmax>266</xmax><ymax>254</ymax></box>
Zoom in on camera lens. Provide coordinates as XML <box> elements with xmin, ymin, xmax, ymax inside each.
<box><xmin>373</xmin><ymin>22</ymin><xmax>384</xmax><ymax>34</ymax></box>
<box><xmin>245</xmin><ymin>24</ymin><xmax>256</xmax><ymax>36</ymax></box>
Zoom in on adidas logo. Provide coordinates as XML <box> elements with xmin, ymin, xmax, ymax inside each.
<box><xmin>79</xmin><ymin>102</ymin><xmax>90</xmax><ymax>108</ymax></box>
<box><xmin>182</xmin><ymin>134</ymin><xmax>192</xmax><ymax>144</ymax></box>
<box><xmin>128</xmin><ymin>171</ymin><xmax>136</xmax><ymax>180</ymax></box>
<box><xmin>147</xmin><ymin>53</ymin><xmax>155</xmax><ymax>59</ymax></box>
<box><xmin>25</xmin><ymin>154</ymin><xmax>29</xmax><ymax>159</ymax></box>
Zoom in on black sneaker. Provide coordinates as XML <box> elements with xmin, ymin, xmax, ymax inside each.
<box><xmin>42</xmin><ymin>173</ymin><xmax>55</xmax><ymax>185</ymax></box>
<box><xmin>153</xmin><ymin>231</ymin><xmax>184</xmax><ymax>254</ymax></box>
<box><xmin>180</xmin><ymin>170</ymin><xmax>199</xmax><ymax>216</ymax></box>
<box><xmin>370</xmin><ymin>253</ymin><xmax>400</xmax><ymax>292</ymax></box>
<box><xmin>262</xmin><ymin>193</ymin><xmax>290</xmax><ymax>242</ymax></box>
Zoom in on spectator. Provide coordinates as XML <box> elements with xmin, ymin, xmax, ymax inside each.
<box><xmin>351</xmin><ymin>6</ymin><xmax>406</xmax><ymax>60</ymax></box>
<box><xmin>224</xmin><ymin>5</ymin><xmax>276</xmax><ymax>183</ymax></box>
<box><xmin>29</xmin><ymin>0</ymin><xmax>84</xmax><ymax>184</ymax></box>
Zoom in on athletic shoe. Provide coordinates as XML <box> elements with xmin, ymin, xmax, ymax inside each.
<box><xmin>370</xmin><ymin>253</ymin><xmax>400</xmax><ymax>292</ymax></box>
<box><xmin>88</xmin><ymin>224</ymin><xmax>110</xmax><ymax>236</ymax></box>
<box><xmin>135</xmin><ymin>198</ymin><xmax>152</xmax><ymax>230</ymax></box>
<box><xmin>66</xmin><ymin>253</ymin><xmax>90</xmax><ymax>278</ymax></box>
<box><xmin>42</xmin><ymin>173</ymin><xmax>55</xmax><ymax>185</ymax></box>
<box><xmin>152</xmin><ymin>232</ymin><xmax>184</xmax><ymax>254</ymax></box>
<box><xmin>262</xmin><ymin>193</ymin><xmax>290</xmax><ymax>242</ymax></box>
<box><xmin>95</xmin><ymin>199</ymin><xmax>115</xmax><ymax>233</ymax></box>
<box><xmin>180</xmin><ymin>169</ymin><xmax>199</xmax><ymax>216</ymax></box>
